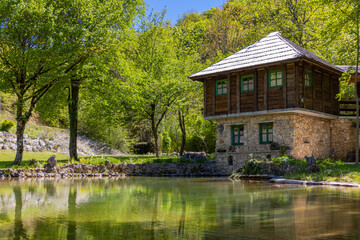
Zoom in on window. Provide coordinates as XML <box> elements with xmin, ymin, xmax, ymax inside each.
<box><xmin>241</xmin><ymin>75</ymin><xmax>254</xmax><ymax>92</ymax></box>
<box><xmin>232</xmin><ymin>125</ymin><xmax>244</xmax><ymax>145</ymax></box>
<box><xmin>305</xmin><ymin>71</ymin><xmax>312</xmax><ymax>88</ymax></box>
<box><xmin>268</xmin><ymin>70</ymin><xmax>283</xmax><ymax>88</ymax></box>
<box><xmin>259</xmin><ymin>123</ymin><xmax>273</xmax><ymax>144</ymax></box>
<box><xmin>216</xmin><ymin>80</ymin><xmax>228</xmax><ymax>96</ymax></box>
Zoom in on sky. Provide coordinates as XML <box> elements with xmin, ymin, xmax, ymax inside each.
<box><xmin>145</xmin><ymin>0</ymin><xmax>226</xmax><ymax>25</ymax></box>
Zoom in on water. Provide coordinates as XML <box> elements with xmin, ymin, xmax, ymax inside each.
<box><xmin>0</xmin><ymin>177</ymin><xmax>360</xmax><ymax>239</ymax></box>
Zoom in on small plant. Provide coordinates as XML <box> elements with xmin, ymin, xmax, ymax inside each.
<box><xmin>0</xmin><ymin>120</ymin><xmax>15</xmax><ymax>132</ymax></box>
<box><xmin>29</xmin><ymin>159</ymin><xmax>38</xmax><ymax>166</ymax></box>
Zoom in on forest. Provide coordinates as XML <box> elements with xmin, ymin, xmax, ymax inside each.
<box><xmin>0</xmin><ymin>0</ymin><xmax>358</xmax><ymax>164</ymax></box>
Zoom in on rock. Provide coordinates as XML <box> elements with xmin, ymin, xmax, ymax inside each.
<box><xmin>308</xmin><ymin>164</ymin><xmax>320</xmax><ymax>173</ymax></box>
<box><xmin>105</xmin><ymin>160</ymin><xmax>113</xmax><ymax>170</ymax></box>
<box><xmin>32</xmin><ymin>146</ymin><xmax>38</xmax><ymax>152</ymax></box>
<box><xmin>25</xmin><ymin>145</ymin><xmax>32</xmax><ymax>152</ymax></box>
<box><xmin>10</xmin><ymin>144</ymin><xmax>16</xmax><ymax>150</ymax></box>
<box><xmin>47</xmin><ymin>155</ymin><xmax>57</xmax><ymax>167</ymax></box>
<box><xmin>39</xmin><ymin>139</ymin><xmax>46</xmax><ymax>147</ymax></box>
<box><xmin>180</xmin><ymin>153</ymin><xmax>207</xmax><ymax>162</ymax></box>
<box><xmin>305</xmin><ymin>156</ymin><xmax>316</xmax><ymax>166</ymax></box>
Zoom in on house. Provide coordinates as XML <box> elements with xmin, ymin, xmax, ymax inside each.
<box><xmin>189</xmin><ymin>31</ymin><xmax>357</xmax><ymax>173</ymax></box>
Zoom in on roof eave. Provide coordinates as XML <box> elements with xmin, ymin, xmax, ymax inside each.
<box><xmin>188</xmin><ymin>58</ymin><xmax>302</xmax><ymax>80</ymax></box>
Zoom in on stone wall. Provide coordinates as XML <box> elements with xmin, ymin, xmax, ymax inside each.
<box><xmin>213</xmin><ymin>112</ymin><xmax>359</xmax><ymax>169</ymax></box>
<box><xmin>331</xmin><ymin>118</ymin><xmax>357</xmax><ymax>159</ymax></box>
<box><xmin>291</xmin><ymin>114</ymin><xmax>332</xmax><ymax>159</ymax></box>
<box><xmin>214</xmin><ymin>113</ymin><xmax>294</xmax><ymax>174</ymax></box>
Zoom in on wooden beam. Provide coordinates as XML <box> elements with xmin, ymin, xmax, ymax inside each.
<box><xmin>212</xmin><ymin>78</ymin><xmax>216</xmax><ymax>116</ymax></box>
<box><xmin>295</xmin><ymin>62</ymin><xmax>299</xmax><ymax>107</ymax></box>
<box><xmin>330</xmin><ymin>74</ymin><xmax>334</xmax><ymax>115</ymax></box>
<box><xmin>282</xmin><ymin>64</ymin><xmax>287</xmax><ymax>108</ymax></box>
<box><xmin>264</xmin><ymin>68</ymin><xmax>268</xmax><ymax>110</ymax></box>
<box><xmin>312</xmin><ymin>67</ymin><xmax>315</xmax><ymax>110</ymax></box>
<box><xmin>236</xmin><ymin>73</ymin><xmax>240</xmax><ymax>113</ymax></box>
<box><xmin>302</xmin><ymin>63</ymin><xmax>305</xmax><ymax>108</ymax></box>
<box><xmin>254</xmin><ymin>69</ymin><xmax>258</xmax><ymax>111</ymax></box>
<box><xmin>204</xmin><ymin>78</ymin><xmax>207</xmax><ymax>116</ymax></box>
<box><xmin>227</xmin><ymin>74</ymin><xmax>231</xmax><ymax>114</ymax></box>
<box><xmin>321</xmin><ymin>72</ymin><xmax>324</xmax><ymax>112</ymax></box>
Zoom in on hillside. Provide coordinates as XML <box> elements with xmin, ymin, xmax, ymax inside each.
<box><xmin>0</xmin><ymin>109</ymin><xmax>123</xmax><ymax>158</ymax></box>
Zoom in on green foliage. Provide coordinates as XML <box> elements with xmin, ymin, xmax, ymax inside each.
<box><xmin>241</xmin><ymin>159</ymin><xmax>261</xmax><ymax>175</ymax></box>
<box><xmin>0</xmin><ymin>119</ymin><xmax>15</xmax><ymax>132</ymax></box>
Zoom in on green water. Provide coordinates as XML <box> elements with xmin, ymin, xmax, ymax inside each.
<box><xmin>0</xmin><ymin>178</ymin><xmax>360</xmax><ymax>239</ymax></box>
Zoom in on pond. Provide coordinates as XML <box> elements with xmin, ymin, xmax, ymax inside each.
<box><xmin>0</xmin><ymin>177</ymin><xmax>360</xmax><ymax>239</ymax></box>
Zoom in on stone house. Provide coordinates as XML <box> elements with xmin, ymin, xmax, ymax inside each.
<box><xmin>189</xmin><ymin>31</ymin><xmax>357</xmax><ymax>173</ymax></box>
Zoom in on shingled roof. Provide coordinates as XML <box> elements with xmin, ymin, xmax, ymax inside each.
<box><xmin>189</xmin><ymin>31</ymin><xmax>342</xmax><ymax>79</ymax></box>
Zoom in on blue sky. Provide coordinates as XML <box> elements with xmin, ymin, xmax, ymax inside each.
<box><xmin>145</xmin><ymin>0</ymin><xmax>226</xmax><ymax>25</ymax></box>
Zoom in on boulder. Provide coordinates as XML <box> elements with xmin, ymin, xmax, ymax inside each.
<box><xmin>47</xmin><ymin>155</ymin><xmax>57</xmax><ymax>167</ymax></box>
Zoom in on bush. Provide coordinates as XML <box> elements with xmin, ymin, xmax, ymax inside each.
<box><xmin>0</xmin><ymin>119</ymin><xmax>15</xmax><ymax>132</ymax></box>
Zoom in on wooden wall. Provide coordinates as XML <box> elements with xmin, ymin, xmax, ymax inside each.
<box><xmin>202</xmin><ymin>61</ymin><xmax>341</xmax><ymax>117</ymax></box>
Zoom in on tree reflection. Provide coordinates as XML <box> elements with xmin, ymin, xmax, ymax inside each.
<box><xmin>13</xmin><ymin>186</ymin><xmax>27</xmax><ymax>240</ymax></box>
<box><xmin>67</xmin><ymin>186</ymin><xmax>77</xmax><ymax>240</ymax></box>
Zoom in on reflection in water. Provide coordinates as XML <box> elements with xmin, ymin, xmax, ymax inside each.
<box><xmin>67</xmin><ymin>187</ymin><xmax>77</xmax><ymax>240</ymax></box>
<box><xmin>0</xmin><ymin>178</ymin><xmax>360</xmax><ymax>239</ymax></box>
<box><xmin>13</xmin><ymin>186</ymin><xmax>27</xmax><ymax>240</ymax></box>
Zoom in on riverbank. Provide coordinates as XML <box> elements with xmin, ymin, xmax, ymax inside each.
<box><xmin>231</xmin><ymin>156</ymin><xmax>360</xmax><ymax>186</ymax></box>
<box><xmin>230</xmin><ymin>174</ymin><xmax>360</xmax><ymax>188</ymax></box>
<box><xmin>0</xmin><ymin>160</ymin><xmax>227</xmax><ymax>179</ymax></box>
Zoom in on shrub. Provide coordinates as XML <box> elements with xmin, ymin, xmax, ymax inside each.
<box><xmin>0</xmin><ymin>119</ymin><xmax>15</xmax><ymax>132</ymax></box>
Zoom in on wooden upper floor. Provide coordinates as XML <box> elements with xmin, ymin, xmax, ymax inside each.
<box><xmin>199</xmin><ymin>60</ymin><xmax>341</xmax><ymax>119</ymax></box>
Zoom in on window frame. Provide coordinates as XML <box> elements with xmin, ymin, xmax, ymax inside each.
<box><xmin>241</xmin><ymin>75</ymin><xmax>255</xmax><ymax>93</ymax></box>
<box><xmin>259</xmin><ymin>122</ymin><xmax>273</xmax><ymax>144</ymax></box>
<box><xmin>231</xmin><ymin>125</ymin><xmax>244</xmax><ymax>146</ymax></box>
<box><xmin>268</xmin><ymin>70</ymin><xmax>283</xmax><ymax>88</ymax></box>
<box><xmin>215</xmin><ymin>79</ymin><xmax>228</xmax><ymax>96</ymax></box>
<box><xmin>305</xmin><ymin>71</ymin><xmax>312</xmax><ymax>88</ymax></box>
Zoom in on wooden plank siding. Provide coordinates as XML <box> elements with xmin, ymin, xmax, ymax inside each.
<box><xmin>286</xmin><ymin>63</ymin><xmax>296</xmax><ymax>108</ymax></box>
<box><xmin>202</xmin><ymin>60</ymin><xmax>341</xmax><ymax>118</ymax></box>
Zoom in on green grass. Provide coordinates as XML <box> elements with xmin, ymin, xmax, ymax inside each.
<box><xmin>0</xmin><ymin>151</ymin><xmax>208</xmax><ymax>169</ymax></box>
<box><xmin>0</xmin><ymin>150</ymin><xmax>69</xmax><ymax>168</ymax></box>
<box><xmin>284</xmin><ymin>160</ymin><xmax>360</xmax><ymax>183</ymax></box>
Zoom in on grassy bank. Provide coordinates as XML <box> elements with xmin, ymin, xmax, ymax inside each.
<box><xmin>284</xmin><ymin>161</ymin><xmax>360</xmax><ymax>183</ymax></box>
<box><xmin>238</xmin><ymin>156</ymin><xmax>360</xmax><ymax>183</ymax></box>
<box><xmin>0</xmin><ymin>150</ymin><xmax>207</xmax><ymax>169</ymax></box>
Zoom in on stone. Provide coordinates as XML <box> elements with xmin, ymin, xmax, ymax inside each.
<box><xmin>47</xmin><ymin>155</ymin><xmax>57</xmax><ymax>167</ymax></box>
<box><xmin>39</xmin><ymin>139</ymin><xmax>46</xmax><ymax>147</ymax></box>
<box><xmin>10</xmin><ymin>144</ymin><xmax>16</xmax><ymax>150</ymax></box>
<box><xmin>305</xmin><ymin>156</ymin><xmax>316</xmax><ymax>166</ymax></box>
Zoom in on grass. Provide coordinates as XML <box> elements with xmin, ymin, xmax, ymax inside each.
<box><xmin>0</xmin><ymin>150</ymin><xmax>69</xmax><ymax>168</ymax></box>
<box><xmin>0</xmin><ymin>150</ymin><xmax>208</xmax><ymax>169</ymax></box>
<box><xmin>284</xmin><ymin>159</ymin><xmax>360</xmax><ymax>183</ymax></box>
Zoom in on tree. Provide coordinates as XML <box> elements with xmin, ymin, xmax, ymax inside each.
<box><xmin>0</xmin><ymin>0</ymin><xmax>144</xmax><ymax>164</ymax></box>
<box><xmin>113</xmin><ymin>12</ymin><xmax>198</xmax><ymax>157</ymax></box>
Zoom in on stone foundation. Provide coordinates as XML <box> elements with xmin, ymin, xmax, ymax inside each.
<box><xmin>213</xmin><ymin>112</ymin><xmax>358</xmax><ymax>169</ymax></box>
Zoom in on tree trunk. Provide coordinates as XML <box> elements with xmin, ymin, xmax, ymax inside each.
<box><xmin>153</xmin><ymin>127</ymin><xmax>160</xmax><ymax>158</ymax></box>
<box><xmin>13</xmin><ymin>119</ymin><xmax>26</xmax><ymax>165</ymax></box>
<box><xmin>355</xmin><ymin>0</ymin><xmax>359</xmax><ymax>165</ymax></box>
<box><xmin>69</xmin><ymin>78</ymin><xmax>80</xmax><ymax>161</ymax></box>
<box><xmin>178</xmin><ymin>110</ymin><xmax>186</xmax><ymax>156</ymax></box>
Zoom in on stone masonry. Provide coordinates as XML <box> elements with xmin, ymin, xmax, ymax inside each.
<box><xmin>213</xmin><ymin>112</ymin><xmax>358</xmax><ymax>174</ymax></box>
